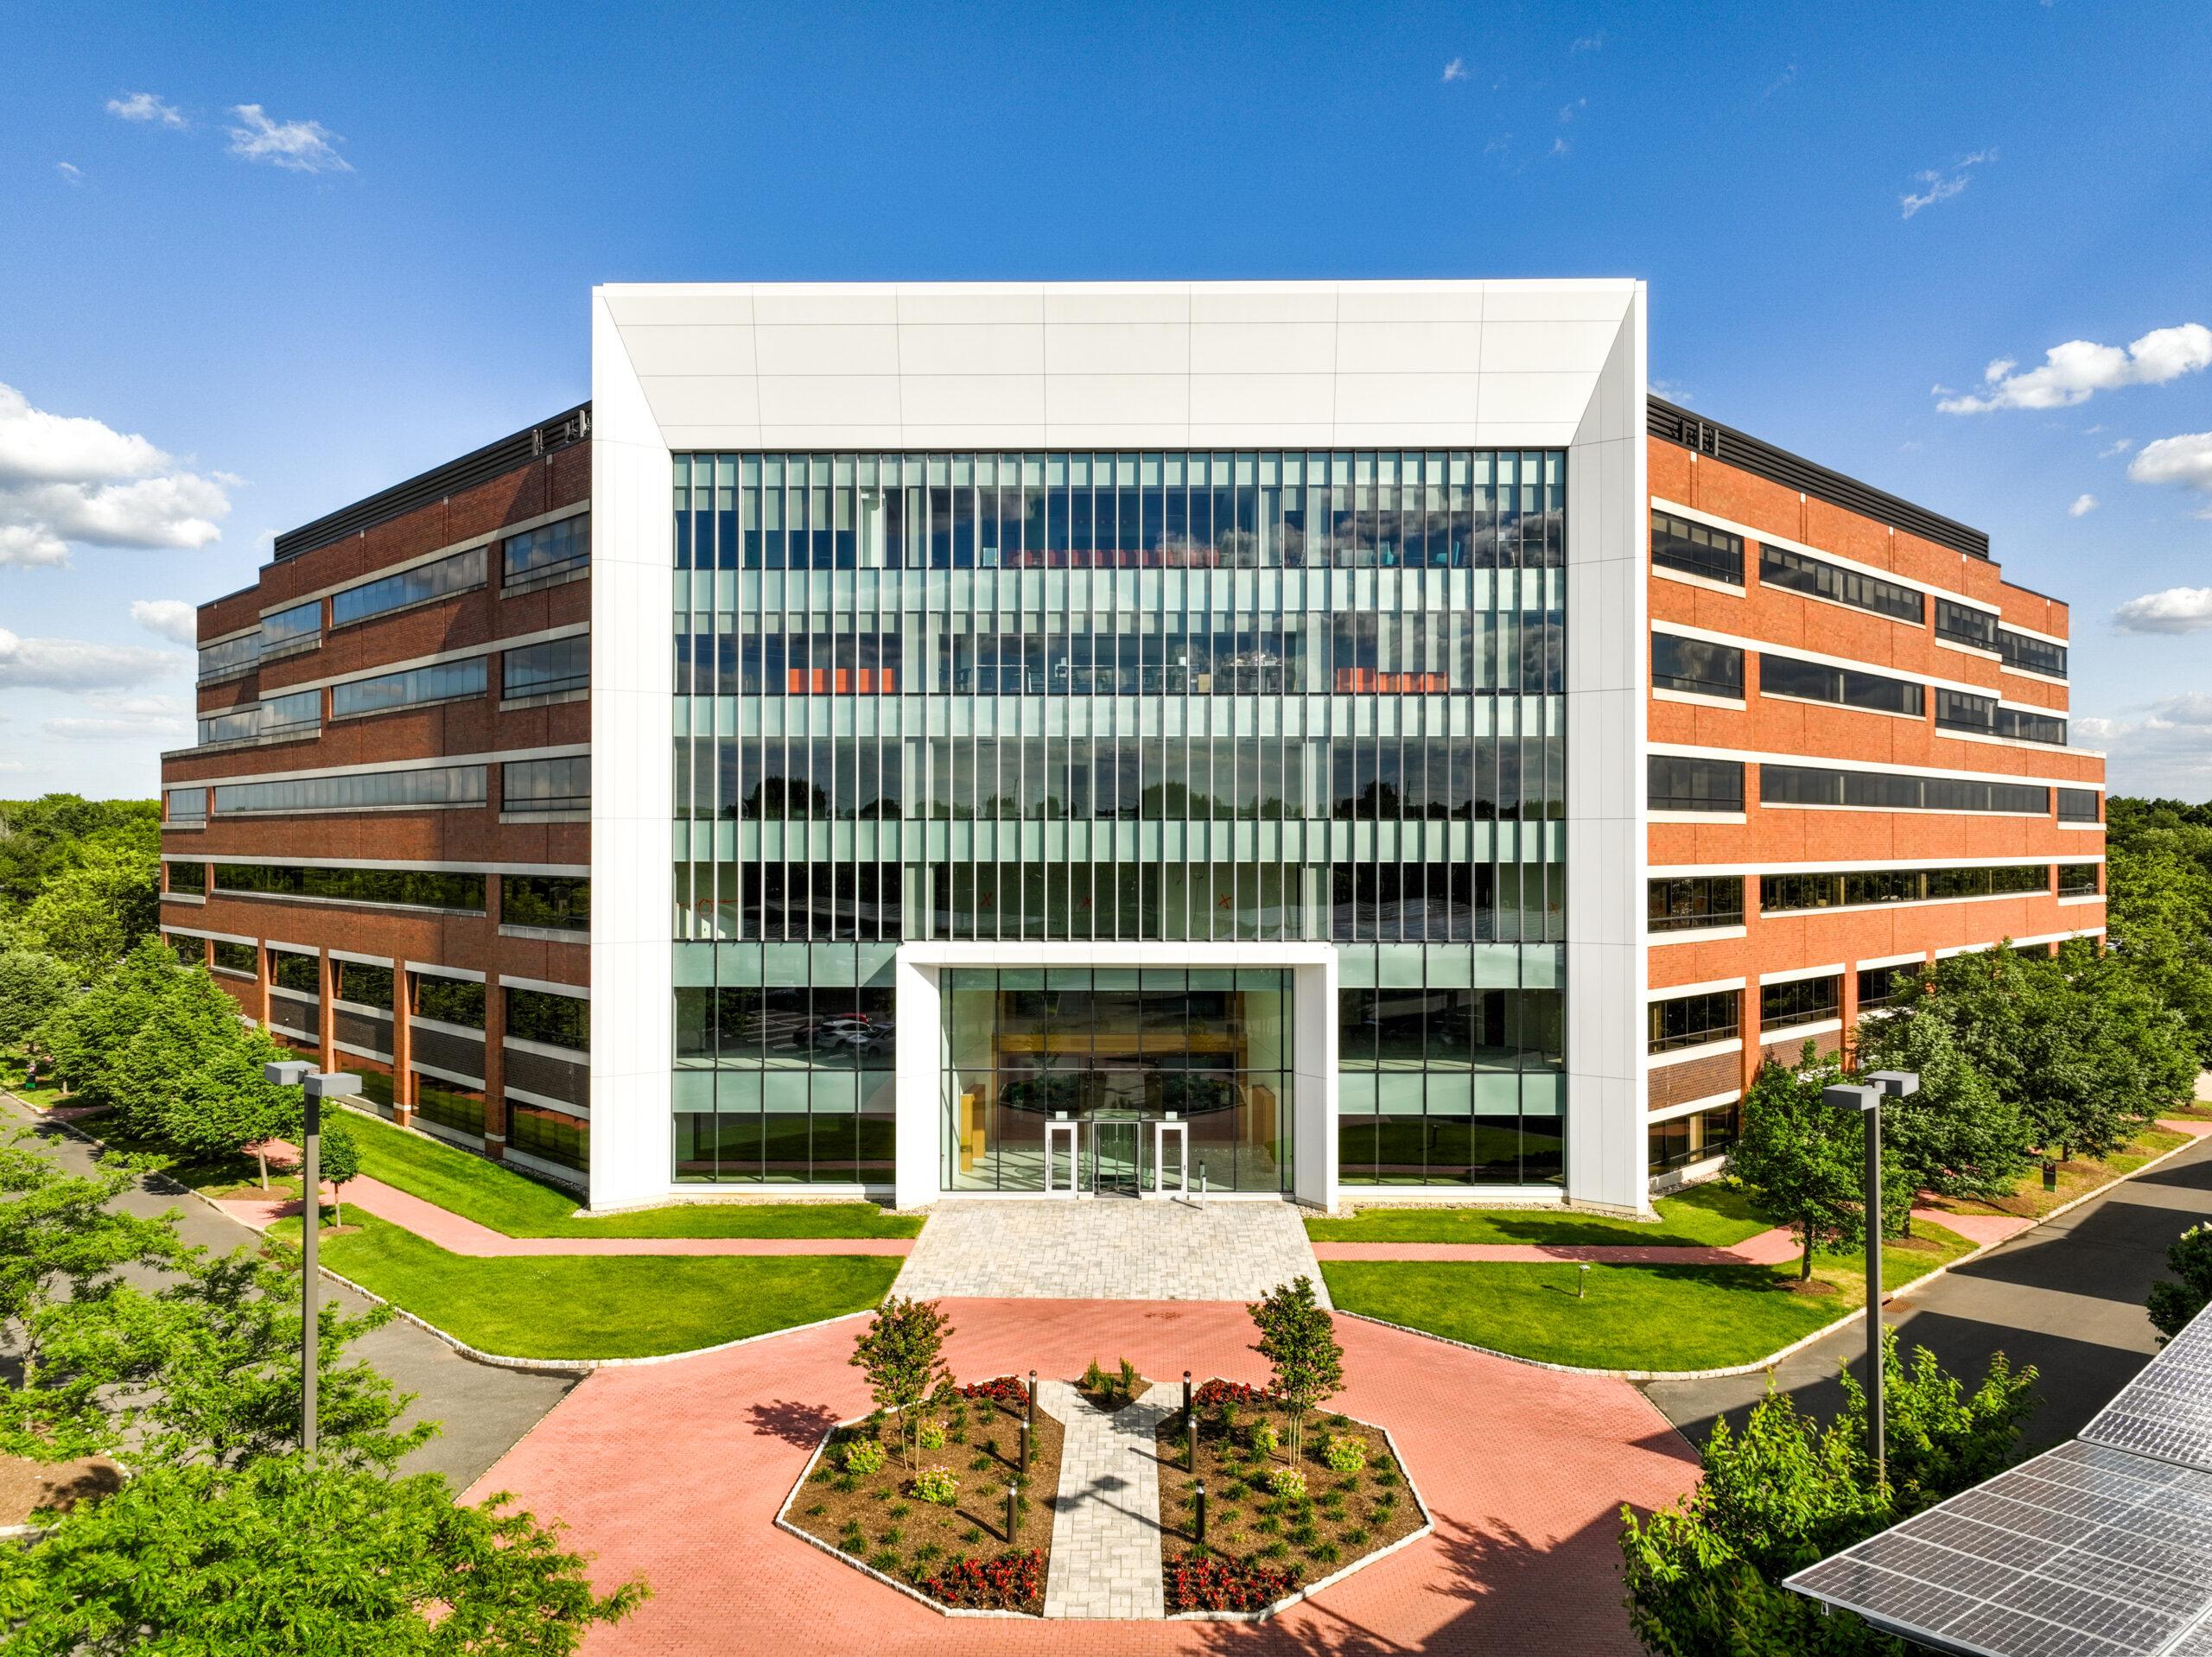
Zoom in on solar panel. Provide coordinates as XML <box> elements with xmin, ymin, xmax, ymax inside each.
<box><xmin>1783</xmin><ymin>1441</ymin><xmax>2212</xmax><ymax>1657</ymax></box>
<box><xmin>2082</xmin><ymin>1308</ymin><xmax>2212</xmax><ymax>1476</ymax></box>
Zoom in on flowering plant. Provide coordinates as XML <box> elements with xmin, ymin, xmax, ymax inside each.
<box><xmin>958</xmin><ymin>1375</ymin><xmax>1029</xmax><ymax>1412</ymax></box>
<box><xmin>1249</xmin><ymin>1423</ymin><xmax>1281</xmax><ymax>1456</ymax></box>
<box><xmin>1164</xmin><ymin>1551</ymin><xmax>1301</xmax><ymax>1613</ymax></box>
<box><xmin>1267</xmin><ymin>1467</ymin><xmax>1308</xmax><ymax>1500</ymax></box>
<box><xmin>1193</xmin><ymin>1379</ymin><xmax>1271</xmax><ymax>1412</ymax></box>
<box><xmin>840</xmin><ymin>1438</ymin><xmax>886</xmax><ymax>1476</ymax></box>
<box><xmin>915</xmin><ymin>1548</ymin><xmax>1045</xmax><ymax>1609</ymax></box>
<box><xmin>1322</xmin><ymin>1434</ymin><xmax>1369</xmax><ymax>1475</ymax></box>
<box><xmin>917</xmin><ymin>1419</ymin><xmax>946</xmax><ymax>1451</ymax></box>
<box><xmin>912</xmin><ymin>1465</ymin><xmax>959</xmax><ymax>1506</ymax></box>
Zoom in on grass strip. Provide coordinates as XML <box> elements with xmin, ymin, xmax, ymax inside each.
<box><xmin>1323</xmin><ymin>1220</ymin><xmax>1974</xmax><ymax>1371</ymax></box>
<box><xmin>270</xmin><ymin>1209</ymin><xmax>900</xmax><ymax>1360</ymax></box>
<box><xmin>1307</xmin><ymin>1181</ymin><xmax>1768</xmax><ymax>1248</ymax></box>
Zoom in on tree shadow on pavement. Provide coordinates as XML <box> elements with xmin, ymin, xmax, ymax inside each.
<box><xmin>746</xmin><ymin>1398</ymin><xmax>842</xmax><ymax>1447</ymax></box>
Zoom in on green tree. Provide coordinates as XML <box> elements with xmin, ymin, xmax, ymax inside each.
<box><xmin>166</xmin><ymin>1032</ymin><xmax>296</xmax><ymax>1189</ymax></box>
<box><xmin>849</xmin><ymin>1297</ymin><xmax>955</xmax><ymax>1469</ymax></box>
<box><xmin>2105</xmin><ymin>842</ymin><xmax>2212</xmax><ymax>1067</ymax></box>
<box><xmin>2146</xmin><ymin>1222</ymin><xmax>2212</xmax><ymax>1343</ymax></box>
<box><xmin>15</xmin><ymin>835</ymin><xmax>160</xmax><ymax>983</ymax></box>
<box><xmin>1725</xmin><ymin>1044</ymin><xmax>1910</xmax><ymax>1279</ymax></box>
<box><xmin>33</xmin><ymin>936</ymin><xmax>180</xmax><ymax>1100</ymax></box>
<box><xmin>101</xmin><ymin>958</ymin><xmax>256</xmax><ymax>1138</ymax></box>
<box><xmin>1851</xmin><ymin>1003</ymin><xmax>2030</xmax><ymax>1216</ymax></box>
<box><xmin>1620</xmin><ymin>1332</ymin><xmax>2037</xmax><ymax>1657</ymax></box>
<box><xmin>0</xmin><ymin>1458</ymin><xmax>646</xmax><ymax>1656</ymax></box>
<box><xmin>0</xmin><ymin>952</ymin><xmax>71</xmax><ymax>1048</ymax></box>
<box><xmin>0</xmin><ymin>795</ymin><xmax>159</xmax><ymax>918</ymax></box>
<box><xmin>1247</xmin><ymin>1275</ymin><xmax>1344</xmax><ymax>1462</ymax></box>
<box><xmin>316</xmin><ymin>1115</ymin><xmax>362</xmax><ymax>1227</ymax></box>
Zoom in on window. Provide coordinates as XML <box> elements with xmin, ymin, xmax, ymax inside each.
<box><xmin>1761</xmin><ymin>975</ymin><xmax>1839</xmax><ymax>1032</ymax></box>
<box><xmin>1935</xmin><ymin>689</ymin><xmax>1995</xmax><ymax>733</ymax></box>
<box><xmin>413</xmin><ymin>1073</ymin><xmax>486</xmax><ymax>1138</ymax></box>
<box><xmin>1934</xmin><ymin>600</ymin><xmax>2000</xmax><ymax>651</ymax></box>
<box><xmin>502</xmin><ymin>874</ymin><xmax>588</xmax><ymax>931</ymax></box>
<box><xmin>2058</xmin><ymin>863</ymin><xmax>2101</xmax><ymax>896</ymax></box>
<box><xmin>1649</xmin><ymin>1103</ymin><xmax>1740</xmax><ymax>1173</ymax></box>
<box><xmin>1760</xmin><ymin>655</ymin><xmax>1923</xmax><ymax>716</ymax></box>
<box><xmin>411</xmin><ymin>972</ymin><xmax>485</xmax><ymax>1028</ymax></box>
<box><xmin>165</xmin><ymin>860</ymin><xmax>206</xmax><ymax>894</ymax></box>
<box><xmin>213</xmin><ymin>863</ymin><xmax>486</xmax><ymax>912</ymax></box>
<box><xmin>506</xmin><ymin>987</ymin><xmax>588</xmax><ymax>1051</ymax></box>
<box><xmin>1649</xmin><ymin>990</ymin><xmax>1740</xmax><ymax>1053</ymax></box>
<box><xmin>330</xmin><ymin>548</ymin><xmax>486</xmax><ymax>628</ymax></box>
<box><xmin>1993</xmin><ymin>708</ymin><xmax>2067</xmax><ymax>746</ymax></box>
<box><xmin>331</xmin><ymin>659</ymin><xmax>487</xmax><ymax>719</ymax></box>
<box><xmin>168</xmin><ymin>934</ymin><xmax>205</xmax><ymax>968</ymax></box>
<box><xmin>509</xmin><ymin>1103</ymin><xmax>588</xmax><ymax>1171</ymax></box>
<box><xmin>334</xmin><ymin>961</ymin><xmax>394</xmax><ymax>1011</ymax></box>
<box><xmin>270</xmin><ymin>949</ymin><xmax>320</xmax><ymax>993</ymax></box>
<box><xmin>502</xmin><ymin>756</ymin><xmax>590</xmax><ymax>814</ymax></box>
<box><xmin>1648</xmin><ymin>876</ymin><xmax>1744</xmax><ymax>932</ymax></box>
<box><xmin>1999</xmin><ymin>629</ymin><xmax>2067</xmax><ymax>678</ymax></box>
<box><xmin>197</xmin><ymin>692</ymin><xmax>322</xmax><ymax>746</ymax></box>
<box><xmin>1761</xmin><ymin>864</ymin><xmax>2050</xmax><ymax>912</ymax></box>
<box><xmin>2057</xmin><ymin>788</ymin><xmax>2101</xmax><ymax>823</ymax></box>
<box><xmin>1649</xmin><ymin>755</ymin><xmax>1744</xmax><ymax>813</ymax></box>
<box><xmin>196</xmin><ymin>708</ymin><xmax>259</xmax><ymax>745</ymax></box>
<box><xmin>1650</xmin><ymin>511</ymin><xmax>1743</xmax><ymax>584</ymax></box>
<box><xmin>1759</xmin><ymin>765</ymin><xmax>2049</xmax><ymax>815</ymax></box>
<box><xmin>1758</xmin><ymin>546</ymin><xmax>1924</xmax><ymax>623</ymax></box>
<box><xmin>211</xmin><ymin>941</ymin><xmax>257</xmax><ymax>975</ymax></box>
<box><xmin>1856</xmin><ymin>965</ymin><xmax>1914</xmax><ymax>1012</ymax></box>
<box><xmin>261</xmin><ymin>601</ymin><xmax>322</xmax><ymax>649</ymax></box>
<box><xmin>1651</xmin><ymin>634</ymin><xmax>1744</xmax><ymax>698</ymax></box>
<box><xmin>503</xmin><ymin>636</ymin><xmax>588</xmax><ymax>700</ymax></box>
<box><xmin>213</xmin><ymin>765</ymin><xmax>486</xmax><ymax>816</ymax></box>
<box><xmin>504</xmin><ymin>515</ymin><xmax>590</xmax><ymax>585</ymax></box>
<box><xmin>167</xmin><ymin>787</ymin><xmax>207</xmax><ymax>823</ymax></box>
<box><xmin>198</xmin><ymin>632</ymin><xmax>260</xmax><ymax>681</ymax></box>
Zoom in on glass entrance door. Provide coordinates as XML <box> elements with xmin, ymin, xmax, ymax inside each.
<box><xmin>1090</xmin><ymin>1120</ymin><xmax>1141</xmax><ymax>1195</ymax></box>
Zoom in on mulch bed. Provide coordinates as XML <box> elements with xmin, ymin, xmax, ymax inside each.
<box><xmin>1154</xmin><ymin>1379</ymin><xmax>1424</xmax><ymax>1612</ymax></box>
<box><xmin>1</xmin><ymin>1455</ymin><xmax>123</xmax><ymax>1529</ymax></box>
<box><xmin>783</xmin><ymin>1377</ymin><xmax>1065</xmax><ymax>1614</ymax></box>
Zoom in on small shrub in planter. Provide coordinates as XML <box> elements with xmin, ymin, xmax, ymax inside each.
<box><xmin>1322</xmin><ymin>1434</ymin><xmax>1368</xmax><ymax>1475</ymax></box>
<box><xmin>1165</xmin><ymin>1551</ymin><xmax>1303</xmax><ymax>1614</ymax></box>
<box><xmin>959</xmin><ymin>1374</ymin><xmax>1029</xmax><ymax>1412</ymax></box>
<box><xmin>917</xmin><ymin>1420</ymin><xmax>946</xmax><ymax>1451</ymax></box>
<box><xmin>912</xmin><ymin>1465</ymin><xmax>960</xmax><ymax>1507</ymax></box>
<box><xmin>1268</xmin><ymin>1467</ymin><xmax>1308</xmax><ymax>1501</ymax></box>
<box><xmin>1250</xmin><ymin>1423</ymin><xmax>1281</xmax><ymax>1457</ymax></box>
<box><xmin>915</xmin><ymin>1548</ymin><xmax>1045</xmax><ymax>1610</ymax></box>
<box><xmin>1194</xmin><ymin>1379</ymin><xmax>1271</xmax><ymax>1413</ymax></box>
<box><xmin>842</xmin><ymin>1439</ymin><xmax>887</xmax><ymax>1476</ymax></box>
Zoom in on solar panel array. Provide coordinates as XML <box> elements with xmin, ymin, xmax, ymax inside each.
<box><xmin>1785</xmin><ymin>1304</ymin><xmax>2212</xmax><ymax>1657</ymax></box>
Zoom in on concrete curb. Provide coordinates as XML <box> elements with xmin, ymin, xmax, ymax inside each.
<box><xmin>1330</xmin><ymin>1121</ymin><xmax>2212</xmax><ymax>1382</ymax></box>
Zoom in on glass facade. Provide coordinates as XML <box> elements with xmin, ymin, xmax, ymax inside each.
<box><xmin>669</xmin><ymin>448</ymin><xmax>1569</xmax><ymax>1190</ymax></box>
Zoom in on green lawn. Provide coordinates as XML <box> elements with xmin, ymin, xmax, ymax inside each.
<box><xmin>1324</xmin><ymin>1220</ymin><xmax>1976</xmax><ymax>1371</ymax></box>
<box><xmin>270</xmin><ymin>1209</ymin><xmax>901</xmax><ymax>1360</ymax></box>
<box><xmin>341</xmin><ymin>1111</ymin><xmax>921</xmax><ymax>1239</ymax></box>
<box><xmin>1307</xmin><ymin>1180</ymin><xmax>1769</xmax><ymax>1248</ymax></box>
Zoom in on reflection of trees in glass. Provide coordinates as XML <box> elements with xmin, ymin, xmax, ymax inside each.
<box><xmin>745</xmin><ymin>777</ymin><xmax>830</xmax><ymax>819</ymax></box>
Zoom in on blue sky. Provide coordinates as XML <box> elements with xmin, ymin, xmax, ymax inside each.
<box><xmin>4</xmin><ymin>0</ymin><xmax>2210</xmax><ymax>798</ymax></box>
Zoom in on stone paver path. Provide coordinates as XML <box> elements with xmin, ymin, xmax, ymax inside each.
<box><xmin>1039</xmin><ymin>1380</ymin><xmax>1175</xmax><ymax>1619</ymax></box>
<box><xmin>893</xmin><ymin>1198</ymin><xmax>1326</xmax><ymax>1303</ymax></box>
<box><xmin>1309</xmin><ymin>1225</ymin><xmax>1803</xmax><ymax>1266</ymax></box>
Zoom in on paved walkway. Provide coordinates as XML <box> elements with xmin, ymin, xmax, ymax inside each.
<box><xmin>892</xmin><ymin>1198</ymin><xmax>1327</xmax><ymax>1303</ymax></box>
<box><xmin>1039</xmin><ymin>1379</ymin><xmax>1176</xmax><ymax>1620</ymax></box>
<box><xmin>208</xmin><ymin>1172</ymin><xmax>914</xmax><ymax>1257</ymax></box>
<box><xmin>1312</xmin><ymin>1224</ymin><xmax>1803</xmax><ymax>1265</ymax></box>
<box><xmin>467</xmin><ymin>1297</ymin><xmax>1696</xmax><ymax>1654</ymax></box>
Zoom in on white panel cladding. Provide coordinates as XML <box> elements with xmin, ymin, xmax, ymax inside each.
<box><xmin>1563</xmin><ymin>287</ymin><xmax>1650</xmax><ymax>1214</ymax></box>
<box><xmin>588</xmin><ymin>293</ymin><xmax>677</xmax><ymax>1210</ymax></box>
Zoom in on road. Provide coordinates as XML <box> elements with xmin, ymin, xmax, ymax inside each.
<box><xmin>1</xmin><ymin>1096</ymin><xmax>577</xmax><ymax>1489</ymax></box>
<box><xmin>1644</xmin><ymin>1130</ymin><xmax>2212</xmax><ymax>1452</ymax></box>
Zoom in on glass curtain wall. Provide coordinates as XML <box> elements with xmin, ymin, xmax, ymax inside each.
<box><xmin>670</xmin><ymin>449</ymin><xmax>1568</xmax><ymax>1189</ymax></box>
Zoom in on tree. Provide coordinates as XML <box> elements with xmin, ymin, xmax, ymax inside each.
<box><xmin>317</xmin><ymin>1115</ymin><xmax>362</xmax><ymax>1227</ymax></box>
<box><xmin>2105</xmin><ymin>841</ymin><xmax>2212</xmax><ymax>1068</ymax></box>
<box><xmin>0</xmin><ymin>1457</ymin><xmax>647</xmax><ymax>1656</ymax></box>
<box><xmin>33</xmin><ymin>936</ymin><xmax>181</xmax><ymax>1099</ymax></box>
<box><xmin>1620</xmin><ymin>1331</ymin><xmax>2037</xmax><ymax>1657</ymax></box>
<box><xmin>2146</xmin><ymin>1223</ymin><xmax>2212</xmax><ymax>1343</ymax></box>
<box><xmin>101</xmin><ymin>958</ymin><xmax>255</xmax><ymax>1138</ymax></box>
<box><xmin>167</xmin><ymin>1033</ymin><xmax>296</xmax><ymax>1190</ymax></box>
<box><xmin>1851</xmin><ymin>1006</ymin><xmax>2030</xmax><ymax>1216</ymax></box>
<box><xmin>1247</xmin><ymin>1276</ymin><xmax>1344</xmax><ymax>1462</ymax></box>
<box><xmin>0</xmin><ymin>951</ymin><xmax>70</xmax><ymax>1047</ymax></box>
<box><xmin>15</xmin><ymin>835</ymin><xmax>160</xmax><ymax>983</ymax></box>
<box><xmin>849</xmin><ymin>1297</ymin><xmax>955</xmax><ymax>1468</ymax></box>
<box><xmin>1725</xmin><ymin>1044</ymin><xmax>1910</xmax><ymax>1280</ymax></box>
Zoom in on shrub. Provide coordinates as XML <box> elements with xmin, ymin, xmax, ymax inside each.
<box><xmin>1194</xmin><ymin>1378</ymin><xmax>1270</xmax><ymax>1413</ymax></box>
<box><xmin>1268</xmin><ymin>1467</ymin><xmax>1308</xmax><ymax>1501</ymax></box>
<box><xmin>1082</xmin><ymin>1357</ymin><xmax>1105</xmax><ymax>1392</ymax></box>
<box><xmin>1250</xmin><ymin>1423</ymin><xmax>1281</xmax><ymax>1457</ymax></box>
<box><xmin>1323</xmin><ymin>1434</ymin><xmax>1369</xmax><ymax>1475</ymax></box>
<box><xmin>917</xmin><ymin>1419</ymin><xmax>946</xmax><ymax>1451</ymax></box>
<box><xmin>914</xmin><ymin>1548</ymin><xmax>1045</xmax><ymax>1610</ymax></box>
<box><xmin>959</xmin><ymin>1374</ymin><xmax>1029</xmax><ymax>1413</ymax></box>
<box><xmin>841</xmin><ymin>1438</ymin><xmax>886</xmax><ymax>1476</ymax></box>
<box><xmin>1163</xmin><ymin>1551</ymin><xmax>1302</xmax><ymax>1614</ymax></box>
<box><xmin>1116</xmin><ymin>1355</ymin><xmax>1139</xmax><ymax>1395</ymax></box>
<box><xmin>2148</xmin><ymin>1222</ymin><xmax>2212</xmax><ymax>1342</ymax></box>
<box><xmin>912</xmin><ymin>1466</ymin><xmax>960</xmax><ymax>1507</ymax></box>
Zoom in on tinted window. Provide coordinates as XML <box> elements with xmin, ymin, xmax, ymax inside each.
<box><xmin>1652</xmin><ymin>634</ymin><xmax>1743</xmax><ymax>698</ymax></box>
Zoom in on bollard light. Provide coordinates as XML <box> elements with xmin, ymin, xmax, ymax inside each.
<box><xmin>1019</xmin><ymin>1418</ymin><xmax>1030</xmax><ymax>1474</ymax></box>
<box><xmin>1577</xmin><ymin>1262</ymin><xmax>1592</xmax><ymax>1299</ymax></box>
<box><xmin>1194</xmin><ymin>1478</ymin><xmax>1206</xmax><ymax>1546</ymax></box>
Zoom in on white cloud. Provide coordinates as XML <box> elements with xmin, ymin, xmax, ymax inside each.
<box><xmin>226</xmin><ymin>105</ymin><xmax>351</xmax><ymax>174</ymax></box>
<box><xmin>1571</xmin><ymin>33</ymin><xmax>1603</xmax><ymax>51</ymax></box>
<box><xmin>2075</xmin><ymin>695</ymin><xmax>2212</xmax><ymax>796</ymax></box>
<box><xmin>2129</xmin><ymin>432</ymin><xmax>2212</xmax><ymax>498</ymax></box>
<box><xmin>82</xmin><ymin>692</ymin><xmax>181</xmax><ymax>715</ymax></box>
<box><xmin>0</xmin><ymin>631</ymin><xmax>188</xmax><ymax>690</ymax></box>
<box><xmin>2069</xmin><ymin>493</ymin><xmax>2098</xmax><ymax>517</ymax></box>
<box><xmin>41</xmin><ymin>715</ymin><xmax>188</xmax><ymax>741</ymax></box>
<box><xmin>130</xmin><ymin>599</ymin><xmax>198</xmax><ymax>644</ymax></box>
<box><xmin>2101</xmin><ymin>438</ymin><xmax>2133</xmax><ymax>458</ymax></box>
<box><xmin>1901</xmin><ymin>150</ymin><xmax>1994</xmax><ymax>219</ymax></box>
<box><xmin>56</xmin><ymin>162</ymin><xmax>84</xmax><ymax>185</ymax></box>
<box><xmin>1938</xmin><ymin>324</ymin><xmax>2212</xmax><ymax>414</ymax></box>
<box><xmin>2113</xmin><ymin>587</ymin><xmax>2212</xmax><ymax>633</ymax></box>
<box><xmin>0</xmin><ymin>384</ymin><xmax>231</xmax><ymax>565</ymax></box>
<box><xmin>1558</xmin><ymin>98</ymin><xmax>1586</xmax><ymax>122</ymax></box>
<box><xmin>1441</xmin><ymin>57</ymin><xmax>1468</xmax><ymax>81</ymax></box>
<box><xmin>106</xmin><ymin>92</ymin><xmax>185</xmax><ymax>128</ymax></box>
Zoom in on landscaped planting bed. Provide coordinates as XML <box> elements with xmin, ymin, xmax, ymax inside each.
<box><xmin>1154</xmin><ymin>1379</ymin><xmax>1427</xmax><ymax>1614</ymax></box>
<box><xmin>779</xmin><ymin>1377</ymin><xmax>1064</xmax><ymax>1615</ymax></box>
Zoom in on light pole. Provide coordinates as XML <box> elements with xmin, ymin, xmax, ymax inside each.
<box><xmin>1821</xmin><ymin>1068</ymin><xmax>1918</xmax><ymax>1489</ymax></box>
<box><xmin>264</xmin><ymin>1061</ymin><xmax>361</xmax><ymax>1456</ymax></box>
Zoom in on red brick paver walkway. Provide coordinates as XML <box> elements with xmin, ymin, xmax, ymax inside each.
<box><xmin>466</xmin><ymin>1298</ymin><xmax>1699</xmax><ymax>1655</ymax></box>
